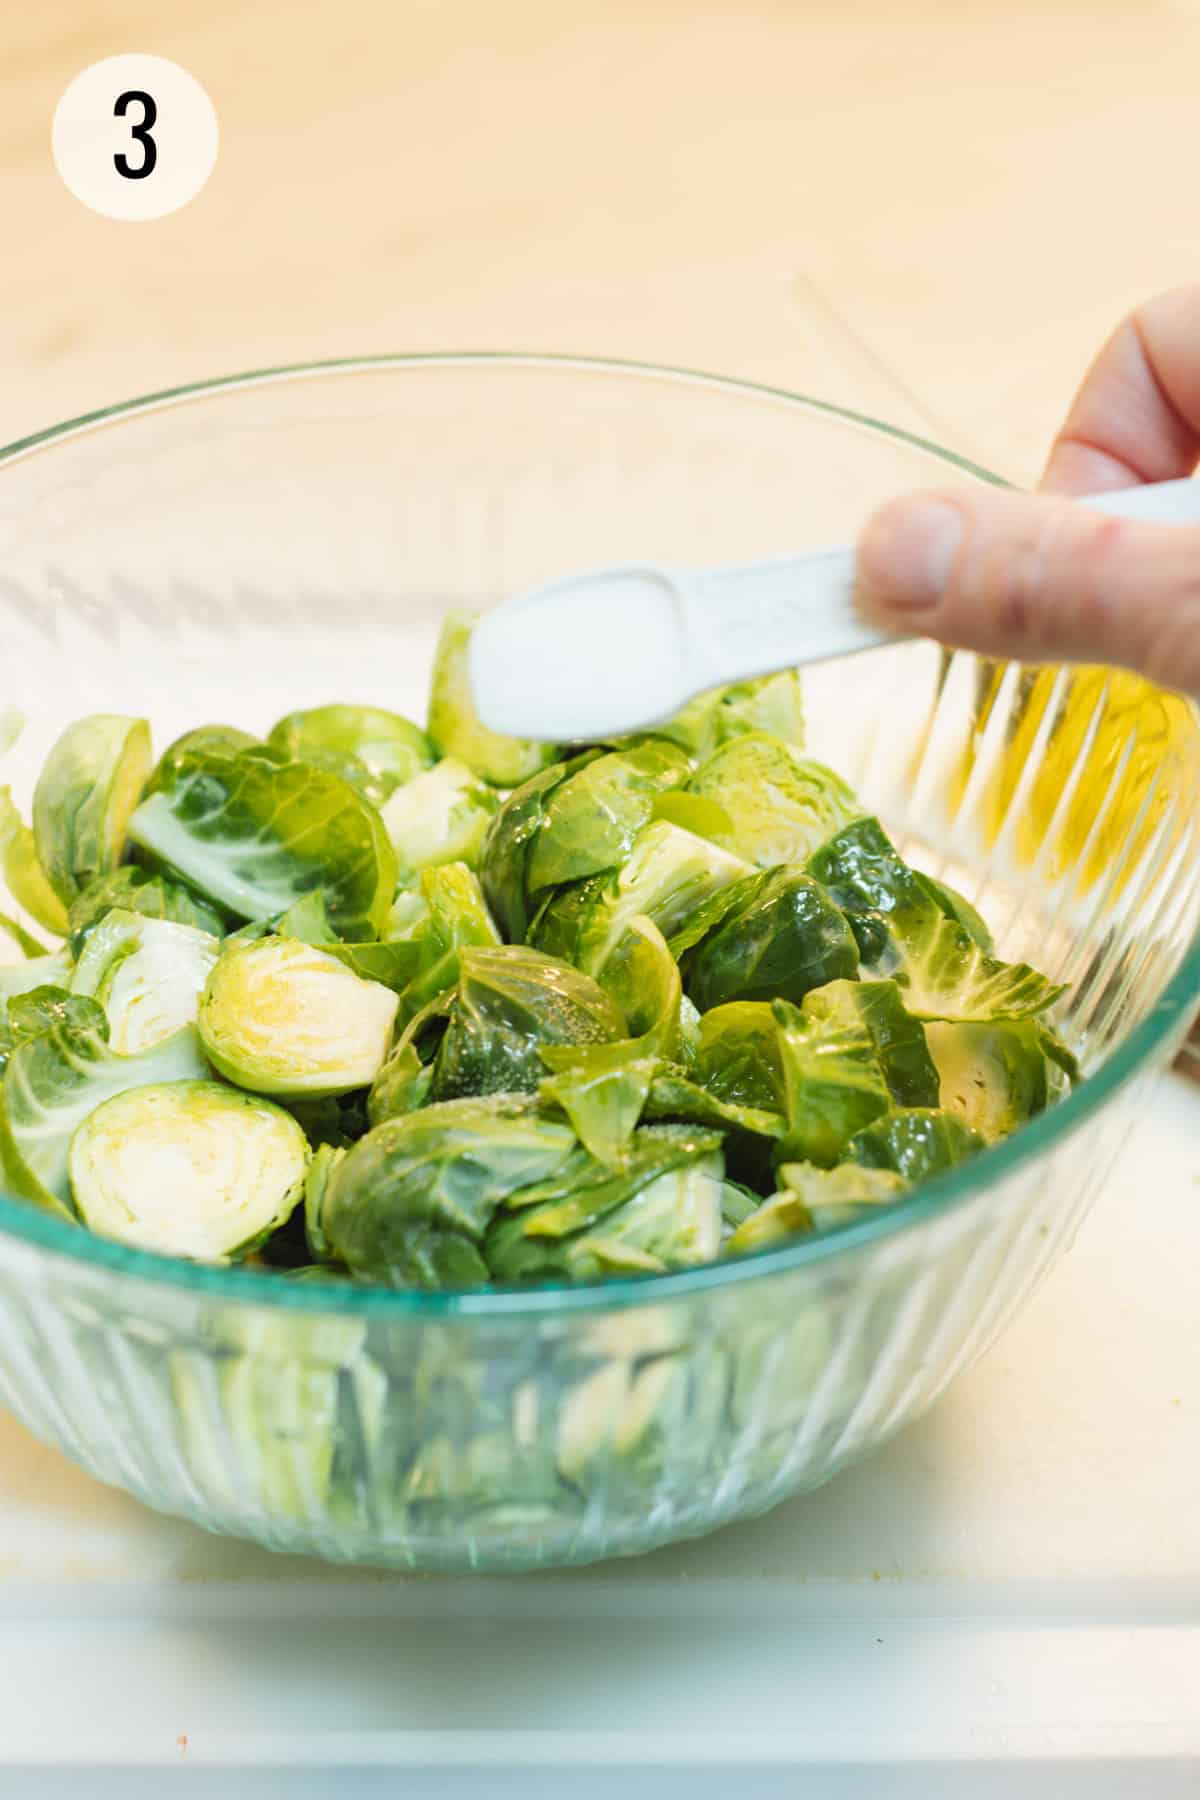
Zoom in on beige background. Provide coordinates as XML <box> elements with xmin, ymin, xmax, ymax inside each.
<box><xmin>4</xmin><ymin>0</ymin><xmax>1200</xmax><ymax>480</ymax></box>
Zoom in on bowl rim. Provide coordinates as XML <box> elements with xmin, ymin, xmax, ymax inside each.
<box><xmin>0</xmin><ymin>350</ymin><xmax>1196</xmax><ymax>1319</ymax></box>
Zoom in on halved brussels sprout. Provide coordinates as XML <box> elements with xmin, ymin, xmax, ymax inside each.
<box><xmin>67</xmin><ymin>865</ymin><xmax>226</xmax><ymax>954</ymax></box>
<box><xmin>773</xmin><ymin>996</ymin><xmax>891</xmax><ymax>1167</ymax></box>
<box><xmin>430</xmin><ymin>945</ymin><xmax>626</xmax><ymax>1103</ymax></box>
<box><xmin>129</xmin><ymin>743</ymin><xmax>397</xmax><ymax>939</ymax></box>
<box><xmin>427</xmin><ymin>611</ymin><xmax>559</xmax><ymax>786</ymax></box>
<box><xmin>847</xmin><ymin>1106</ymin><xmax>985</xmax><ymax>1182</ymax></box>
<box><xmin>379</xmin><ymin>757</ymin><xmax>499</xmax><ymax>878</ymax></box>
<box><xmin>0</xmin><ymin>788</ymin><xmax>68</xmax><ymax>935</ymax></box>
<box><xmin>32</xmin><ymin>715</ymin><xmax>152</xmax><ymax>906</ymax></box>
<box><xmin>199</xmin><ymin>936</ymin><xmax>399</xmax><ymax>1098</ymax></box>
<box><xmin>680</xmin><ymin>868</ymin><xmax>859</xmax><ymax>1012</ymax></box>
<box><xmin>1</xmin><ymin>1019</ymin><xmax>208</xmax><ymax>1210</ymax></box>
<box><xmin>478</xmin><ymin>750</ymin><xmax>603</xmax><ymax>942</ymax></box>
<box><xmin>69</xmin><ymin>1080</ymin><xmax>309</xmax><ymax>1260</ymax></box>
<box><xmin>800</xmin><ymin>978</ymin><xmax>939</xmax><ymax>1108</ymax></box>
<box><xmin>725</xmin><ymin>1162</ymin><xmax>908</xmax><ymax>1254</ymax></box>
<box><xmin>72</xmin><ymin>909</ymin><xmax>220</xmax><ymax>1054</ymax></box>
<box><xmin>320</xmin><ymin>1096</ymin><xmax>578</xmax><ymax>1287</ymax></box>
<box><xmin>926</xmin><ymin>1018</ymin><xmax>1064</xmax><ymax>1141</ymax></box>
<box><xmin>524</xmin><ymin>740</ymin><xmax>692</xmax><ymax>896</ymax></box>
<box><xmin>532</xmin><ymin>820</ymin><xmax>753</xmax><ymax>976</ymax></box>
<box><xmin>687</xmin><ymin>734</ymin><xmax>861</xmax><ymax>867</ymax></box>
<box><xmin>267</xmin><ymin>704</ymin><xmax>434</xmax><ymax>804</ymax></box>
<box><xmin>484</xmin><ymin>1124</ymin><xmax>724</xmax><ymax>1283</ymax></box>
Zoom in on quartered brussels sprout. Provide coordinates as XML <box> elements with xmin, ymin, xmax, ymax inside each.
<box><xmin>680</xmin><ymin>867</ymin><xmax>859</xmax><ymax>1011</ymax></box>
<box><xmin>847</xmin><ymin>1107</ymin><xmax>985</xmax><ymax>1182</ymax></box>
<box><xmin>430</xmin><ymin>944</ymin><xmax>626</xmax><ymax>1102</ymax></box>
<box><xmin>72</xmin><ymin>909</ymin><xmax>220</xmax><ymax>1054</ymax></box>
<box><xmin>0</xmin><ymin>787</ymin><xmax>69</xmax><ymax>935</ymax></box>
<box><xmin>67</xmin><ymin>865</ymin><xmax>226</xmax><ymax>953</ymax></box>
<box><xmin>199</xmin><ymin>936</ymin><xmax>399</xmax><ymax>1098</ymax></box>
<box><xmin>69</xmin><ymin>1080</ymin><xmax>309</xmax><ymax>1260</ymax></box>
<box><xmin>726</xmin><ymin>1162</ymin><xmax>909</xmax><ymax>1255</ymax></box>
<box><xmin>483</xmin><ymin>1124</ymin><xmax>725</xmax><ymax>1282</ymax></box>
<box><xmin>267</xmin><ymin>703</ymin><xmax>434</xmax><ymax>804</ymax></box>
<box><xmin>320</xmin><ymin>1096</ymin><xmax>579</xmax><ymax>1287</ymax></box>
<box><xmin>926</xmin><ymin>1018</ymin><xmax>1066</xmax><ymax>1141</ymax></box>
<box><xmin>687</xmin><ymin>734</ymin><xmax>861</xmax><ymax>867</ymax></box>
<box><xmin>130</xmin><ymin>742</ymin><xmax>397</xmax><ymax>939</ymax></box>
<box><xmin>32</xmin><ymin>715</ymin><xmax>152</xmax><ymax>906</ymax></box>
<box><xmin>379</xmin><ymin>757</ymin><xmax>499</xmax><ymax>878</ymax></box>
<box><xmin>427</xmin><ymin>611</ymin><xmax>559</xmax><ymax>786</ymax></box>
<box><xmin>532</xmin><ymin>820</ymin><xmax>752</xmax><ymax>976</ymax></box>
<box><xmin>1</xmin><ymin>1018</ymin><xmax>208</xmax><ymax>1212</ymax></box>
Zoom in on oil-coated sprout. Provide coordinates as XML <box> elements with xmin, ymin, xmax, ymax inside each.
<box><xmin>379</xmin><ymin>757</ymin><xmax>499</xmax><ymax>878</ymax></box>
<box><xmin>72</xmin><ymin>909</ymin><xmax>220</xmax><ymax>1054</ymax></box>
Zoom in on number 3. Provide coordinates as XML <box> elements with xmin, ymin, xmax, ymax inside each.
<box><xmin>113</xmin><ymin>89</ymin><xmax>157</xmax><ymax>180</ymax></box>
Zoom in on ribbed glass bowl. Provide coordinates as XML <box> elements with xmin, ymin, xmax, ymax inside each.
<box><xmin>0</xmin><ymin>356</ymin><xmax>1196</xmax><ymax>1571</ymax></box>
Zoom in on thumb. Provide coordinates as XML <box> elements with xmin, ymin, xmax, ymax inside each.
<box><xmin>855</xmin><ymin>487</ymin><xmax>1200</xmax><ymax>695</ymax></box>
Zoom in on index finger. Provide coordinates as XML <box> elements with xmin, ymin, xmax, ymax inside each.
<box><xmin>1040</xmin><ymin>284</ymin><xmax>1200</xmax><ymax>496</ymax></box>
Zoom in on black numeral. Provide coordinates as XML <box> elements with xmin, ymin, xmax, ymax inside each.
<box><xmin>113</xmin><ymin>89</ymin><xmax>157</xmax><ymax>180</ymax></box>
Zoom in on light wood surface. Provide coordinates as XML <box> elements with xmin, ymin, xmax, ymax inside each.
<box><xmin>4</xmin><ymin>1</ymin><xmax>1200</xmax><ymax>479</ymax></box>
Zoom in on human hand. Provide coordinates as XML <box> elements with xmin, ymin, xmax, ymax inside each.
<box><xmin>855</xmin><ymin>286</ymin><xmax>1200</xmax><ymax>696</ymax></box>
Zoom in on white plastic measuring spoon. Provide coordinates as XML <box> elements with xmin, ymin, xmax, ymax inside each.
<box><xmin>468</xmin><ymin>477</ymin><xmax>1200</xmax><ymax>742</ymax></box>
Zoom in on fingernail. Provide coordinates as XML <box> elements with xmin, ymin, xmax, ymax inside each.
<box><xmin>857</xmin><ymin>496</ymin><xmax>964</xmax><ymax>611</ymax></box>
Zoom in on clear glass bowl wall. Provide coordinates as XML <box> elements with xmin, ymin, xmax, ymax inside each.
<box><xmin>0</xmin><ymin>358</ymin><xmax>1195</xmax><ymax>1571</ymax></box>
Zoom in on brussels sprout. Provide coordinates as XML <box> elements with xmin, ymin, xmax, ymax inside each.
<box><xmin>71</xmin><ymin>909</ymin><xmax>220</xmax><ymax>1054</ymax></box>
<box><xmin>484</xmin><ymin>1125</ymin><xmax>725</xmax><ymax>1282</ymax></box>
<box><xmin>653</xmin><ymin>670</ymin><xmax>805</xmax><ymax>760</ymax></box>
<box><xmin>68</xmin><ymin>1080</ymin><xmax>309</xmax><ymax>1260</ymax></box>
<box><xmin>428</xmin><ymin>611</ymin><xmax>558</xmax><ymax>786</ymax></box>
<box><xmin>773</xmin><ymin>996</ymin><xmax>891</xmax><ymax>1167</ymax></box>
<box><xmin>0</xmin><ymin>909</ymin><xmax>47</xmax><ymax>961</ymax></box>
<box><xmin>687</xmin><ymin>734</ymin><xmax>861</xmax><ymax>867</ymax></box>
<box><xmin>680</xmin><ymin>868</ymin><xmax>859</xmax><ymax>1012</ymax></box>
<box><xmin>32</xmin><ymin>716</ymin><xmax>152</xmax><ymax>907</ymax></box>
<box><xmin>726</xmin><ymin>1162</ymin><xmax>909</xmax><ymax>1254</ymax></box>
<box><xmin>847</xmin><ymin>1107</ymin><xmax>985</xmax><ymax>1182</ymax></box>
<box><xmin>925</xmin><ymin>1018</ymin><xmax>1065</xmax><ymax>1141</ymax></box>
<box><xmin>478</xmin><ymin>750</ymin><xmax>603</xmax><ymax>942</ymax></box>
<box><xmin>320</xmin><ymin>1096</ymin><xmax>578</xmax><ymax>1287</ymax></box>
<box><xmin>642</xmin><ymin>1070</ymin><xmax>784</xmax><ymax>1144</ymax></box>
<box><xmin>199</xmin><ymin>936</ymin><xmax>399</xmax><ymax>1098</ymax></box>
<box><xmin>367</xmin><ymin>1000</ymin><xmax>446</xmax><ymax>1126</ymax></box>
<box><xmin>810</xmin><ymin>818</ymin><xmax>1064</xmax><ymax>1022</ymax></box>
<box><xmin>537</xmin><ymin>917</ymin><xmax>682</xmax><ymax>1163</ymax></box>
<box><xmin>387</xmin><ymin>863</ymin><xmax>501</xmax><ymax>1024</ymax></box>
<box><xmin>267</xmin><ymin>704</ymin><xmax>434</xmax><ymax>805</ymax></box>
<box><xmin>129</xmin><ymin>744</ymin><xmax>397</xmax><ymax>939</ymax></box>
<box><xmin>1</xmin><ymin>1020</ymin><xmax>208</xmax><ymax>1210</ymax></box>
<box><xmin>378</xmin><ymin>757</ymin><xmax>499</xmax><ymax>878</ymax></box>
<box><xmin>532</xmin><ymin>821</ymin><xmax>752</xmax><ymax>977</ymax></box>
<box><xmin>430</xmin><ymin>945</ymin><xmax>625</xmax><ymax>1103</ymax></box>
<box><xmin>800</xmin><ymin>978</ymin><xmax>939</xmax><ymax>1108</ymax></box>
<box><xmin>0</xmin><ymin>788</ymin><xmax>69</xmax><ymax>936</ymax></box>
<box><xmin>67</xmin><ymin>865</ymin><xmax>227</xmax><ymax>954</ymax></box>
<box><xmin>694</xmin><ymin>1001</ymin><xmax>786</xmax><ymax>1113</ymax></box>
<box><xmin>524</xmin><ymin>739</ymin><xmax>692</xmax><ymax>896</ymax></box>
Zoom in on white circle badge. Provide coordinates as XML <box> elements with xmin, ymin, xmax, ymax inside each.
<box><xmin>52</xmin><ymin>54</ymin><xmax>218</xmax><ymax>222</ymax></box>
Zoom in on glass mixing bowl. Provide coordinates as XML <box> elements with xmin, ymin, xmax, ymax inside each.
<box><xmin>0</xmin><ymin>356</ymin><xmax>1196</xmax><ymax>1571</ymax></box>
